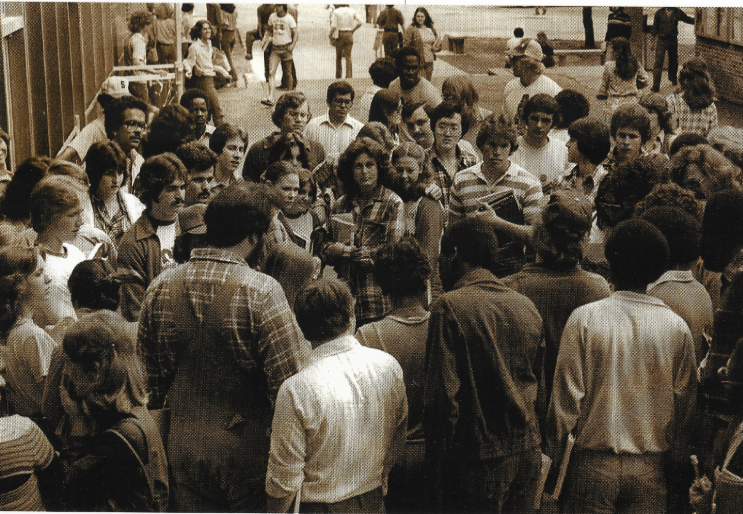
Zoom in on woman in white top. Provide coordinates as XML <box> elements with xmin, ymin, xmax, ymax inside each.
<box><xmin>403</xmin><ymin>8</ymin><xmax>440</xmax><ymax>82</ymax></box>
<box><xmin>183</xmin><ymin>20</ymin><xmax>230</xmax><ymax>127</ymax></box>
<box><xmin>29</xmin><ymin>176</ymin><xmax>86</xmax><ymax>325</ymax></box>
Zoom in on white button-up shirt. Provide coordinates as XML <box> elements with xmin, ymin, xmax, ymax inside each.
<box><xmin>304</xmin><ymin>113</ymin><xmax>364</xmax><ymax>164</ymax></box>
<box><xmin>266</xmin><ymin>334</ymin><xmax>407</xmax><ymax>503</ymax></box>
<box><xmin>331</xmin><ymin>6</ymin><xmax>363</xmax><ymax>31</ymax></box>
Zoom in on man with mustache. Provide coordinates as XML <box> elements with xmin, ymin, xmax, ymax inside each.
<box><xmin>118</xmin><ymin>153</ymin><xmax>187</xmax><ymax>321</ymax></box>
<box><xmin>175</xmin><ymin>140</ymin><xmax>217</xmax><ymax>206</ymax></box>
<box><xmin>242</xmin><ymin>92</ymin><xmax>325</xmax><ymax>183</ymax></box>
<box><xmin>510</xmin><ymin>94</ymin><xmax>569</xmax><ymax>192</ymax></box>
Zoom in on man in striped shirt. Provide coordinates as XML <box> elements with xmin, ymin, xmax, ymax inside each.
<box><xmin>449</xmin><ymin>113</ymin><xmax>543</xmax><ymax>244</ymax></box>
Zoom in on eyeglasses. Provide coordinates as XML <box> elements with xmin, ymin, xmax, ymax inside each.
<box><xmin>332</xmin><ymin>99</ymin><xmax>353</xmax><ymax>107</ymax></box>
<box><xmin>123</xmin><ymin>120</ymin><xmax>146</xmax><ymax>130</ymax></box>
<box><xmin>286</xmin><ymin>110</ymin><xmax>310</xmax><ymax>121</ymax></box>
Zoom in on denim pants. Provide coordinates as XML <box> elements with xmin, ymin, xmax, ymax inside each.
<box><xmin>653</xmin><ymin>36</ymin><xmax>678</xmax><ymax>90</ymax></box>
<box><xmin>335</xmin><ymin>31</ymin><xmax>354</xmax><ymax>78</ymax></box>
<box><xmin>561</xmin><ymin>451</ymin><xmax>667</xmax><ymax>514</ymax></box>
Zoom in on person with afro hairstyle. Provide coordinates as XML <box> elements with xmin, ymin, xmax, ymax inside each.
<box><xmin>604</xmin><ymin>103</ymin><xmax>654</xmax><ymax>173</ymax></box>
<box><xmin>179</xmin><ymin>88</ymin><xmax>213</xmax><ymax>143</ymax></box>
<box><xmin>142</xmin><ymin>104</ymin><xmax>194</xmax><ymax>159</ymax></box>
<box><xmin>551</xmin><ymin>89</ymin><xmax>590</xmax><ymax>144</ymax></box>
<box><xmin>118</xmin><ymin>153</ymin><xmax>187</xmax><ymax>321</ymax></box>
<box><xmin>548</xmin><ymin>218</ymin><xmax>696</xmax><ymax>514</ymax></box>
<box><xmin>554</xmin><ymin>117</ymin><xmax>611</xmax><ymax>199</ymax></box>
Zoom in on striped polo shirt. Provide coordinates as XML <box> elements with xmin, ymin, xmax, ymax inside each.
<box><xmin>448</xmin><ymin>161</ymin><xmax>543</xmax><ymax>226</ymax></box>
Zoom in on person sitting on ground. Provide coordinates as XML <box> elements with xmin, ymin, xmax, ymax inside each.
<box><xmin>179</xmin><ymin>88</ymin><xmax>214</xmax><ymax>143</ymax></box>
<box><xmin>511</xmin><ymin>93</ymin><xmax>569</xmax><ymax>191</ymax></box>
<box><xmin>442</xmin><ymin>74</ymin><xmax>493</xmax><ymax>152</ymax></box>
<box><xmin>85</xmin><ymin>141</ymin><xmax>145</xmax><ymax>245</ymax></box>
<box><xmin>175</xmin><ymin>140</ymin><xmax>217</xmax><ymax>206</ymax></box>
<box><xmin>243</xmin><ymin>92</ymin><xmax>325</xmax><ymax>183</ymax></box>
<box><xmin>503</xmin><ymin>38</ymin><xmax>562</xmax><ymax>123</ymax></box>
<box><xmin>266</xmin><ymin>277</ymin><xmax>407</xmax><ymax>514</ymax></box>
<box><xmin>356</xmin><ymin>237</ymin><xmax>431</xmax><ymax>512</ymax></box>
<box><xmin>551</xmin><ymin>89</ymin><xmax>590</xmax><ymax>144</ymax></box>
<box><xmin>209</xmin><ymin>123</ymin><xmax>248</xmax><ymax>194</ymax></box>
<box><xmin>596</xmin><ymin>37</ymin><xmax>649</xmax><ymax>113</ymax></box>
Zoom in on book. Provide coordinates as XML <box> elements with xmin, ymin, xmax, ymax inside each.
<box><xmin>330</xmin><ymin>213</ymin><xmax>356</xmax><ymax>246</ymax></box>
<box><xmin>552</xmin><ymin>433</ymin><xmax>575</xmax><ymax>501</ymax></box>
<box><xmin>477</xmin><ymin>189</ymin><xmax>525</xmax><ymax>226</ymax></box>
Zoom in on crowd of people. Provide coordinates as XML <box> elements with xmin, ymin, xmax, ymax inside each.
<box><xmin>1</xmin><ymin>4</ymin><xmax>743</xmax><ymax>514</ymax></box>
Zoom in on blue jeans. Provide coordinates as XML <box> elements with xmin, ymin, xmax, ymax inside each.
<box><xmin>562</xmin><ymin>451</ymin><xmax>667</xmax><ymax>514</ymax></box>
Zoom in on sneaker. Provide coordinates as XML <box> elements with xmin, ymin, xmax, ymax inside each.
<box><xmin>260</xmin><ymin>99</ymin><xmax>274</xmax><ymax>107</ymax></box>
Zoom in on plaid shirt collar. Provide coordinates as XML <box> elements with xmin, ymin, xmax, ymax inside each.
<box><xmin>190</xmin><ymin>247</ymin><xmax>248</xmax><ymax>266</ymax></box>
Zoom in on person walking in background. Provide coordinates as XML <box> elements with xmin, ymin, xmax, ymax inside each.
<box><xmin>330</xmin><ymin>5</ymin><xmax>364</xmax><ymax>79</ymax></box>
<box><xmin>505</xmin><ymin>27</ymin><xmax>524</xmax><ymax>67</ymax></box>
<box><xmin>262</xmin><ymin>4</ymin><xmax>297</xmax><ymax>106</ymax></box>
<box><xmin>651</xmin><ymin>7</ymin><xmax>696</xmax><ymax>92</ymax></box>
<box><xmin>403</xmin><ymin>8</ymin><xmax>440</xmax><ymax>82</ymax></box>
<box><xmin>183</xmin><ymin>20</ymin><xmax>230</xmax><ymax>126</ymax></box>
<box><xmin>597</xmin><ymin>37</ymin><xmax>649</xmax><ymax>113</ymax></box>
<box><xmin>219</xmin><ymin>4</ymin><xmax>239</xmax><ymax>85</ymax></box>
<box><xmin>377</xmin><ymin>5</ymin><xmax>405</xmax><ymax>58</ymax></box>
<box><xmin>602</xmin><ymin>6</ymin><xmax>631</xmax><ymax>63</ymax></box>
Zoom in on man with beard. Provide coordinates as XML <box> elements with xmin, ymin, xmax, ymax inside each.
<box><xmin>304</xmin><ymin>81</ymin><xmax>363</xmax><ymax>166</ymax></box>
<box><xmin>424</xmin><ymin>218</ymin><xmax>545</xmax><ymax>513</ymax></box>
<box><xmin>242</xmin><ymin>92</ymin><xmax>325</xmax><ymax>183</ymax></box>
<box><xmin>118</xmin><ymin>153</ymin><xmax>187</xmax><ymax>321</ymax></box>
<box><xmin>389</xmin><ymin>142</ymin><xmax>445</xmax><ymax>300</ymax></box>
<box><xmin>104</xmin><ymin>95</ymin><xmax>148</xmax><ymax>193</ymax></box>
<box><xmin>175</xmin><ymin>140</ymin><xmax>217</xmax><ymax>206</ymax></box>
<box><xmin>401</xmin><ymin>101</ymin><xmax>434</xmax><ymax>149</ymax></box>
<box><xmin>138</xmin><ymin>182</ymin><xmax>309</xmax><ymax>512</ymax></box>
<box><xmin>180</xmin><ymin>89</ymin><xmax>215</xmax><ymax>143</ymax></box>
<box><xmin>209</xmin><ymin>123</ymin><xmax>248</xmax><ymax>195</ymax></box>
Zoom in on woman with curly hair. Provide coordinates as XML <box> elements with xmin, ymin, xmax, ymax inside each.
<box><xmin>0</xmin><ymin>245</ymin><xmax>55</xmax><ymax>417</ymax></box>
<box><xmin>403</xmin><ymin>7</ymin><xmax>440</xmax><ymax>81</ymax></box>
<box><xmin>667</xmin><ymin>57</ymin><xmax>718</xmax><ymax>138</ymax></box>
<box><xmin>670</xmin><ymin>144</ymin><xmax>742</xmax><ymax>202</ymax></box>
<box><xmin>597</xmin><ymin>37</ymin><xmax>648</xmax><ymax>113</ymax></box>
<box><xmin>183</xmin><ymin>20</ymin><xmax>230</xmax><ymax>126</ymax></box>
<box><xmin>321</xmin><ymin>137</ymin><xmax>404</xmax><ymax>326</ymax></box>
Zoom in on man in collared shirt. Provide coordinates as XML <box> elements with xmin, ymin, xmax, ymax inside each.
<box><xmin>119</xmin><ymin>153</ymin><xmax>187</xmax><ymax>321</ymax></box>
<box><xmin>304</xmin><ymin>81</ymin><xmax>363</xmax><ymax>165</ymax></box>
<box><xmin>179</xmin><ymin>89</ymin><xmax>215</xmax><ymax>144</ymax></box>
<box><xmin>548</xmin><ymin>219</ymin><xmax>697</xmax><ymax>514</ymax></box>
<box><xmin>139</xmin><ymin>182</ymin><xmax>309</xmax><ymax>512</ymax></box>
<box><xmin>242</xmin><ymin>92</ymin><xmax>325</xmax><ymax>182</ymax></box>
<box><xmin>330</xmin><ymin>5</ymin><xmax>364</xmax><ymax>79</ymax></box>
<box><xmin>424</xmin><ymin>218</ymin><xmax>545</xmax><ymax>513</ymax></box>
<box><xmin>554</xmin><ymin>117</ymin><xmax>611</xmax><ymax>199</ymax></box>
<box><xmin>267</xmin><ymin>278</ymin><xmax>407</xmax><ymax>513</ymax></box>
<box><xmin>104</xmin><ymin>95</ymin><xmax>148</xmax><ymax>194</ymax></box>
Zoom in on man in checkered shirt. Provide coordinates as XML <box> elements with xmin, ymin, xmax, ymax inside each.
<box><xmin>137</xmin><ymin>182</ymin><xmax>310</xmax><ymax>512</ymax></box>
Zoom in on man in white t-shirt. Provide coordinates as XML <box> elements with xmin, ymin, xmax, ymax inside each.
<box><xmin>503</xmin><ymin>39</ymin><xmax>562</xmax><ymax>123</ymax></box>
<box><xmin>388</xmin><ymin>46</ymin><xmax>442</xmax><ymax>111</ymax></box>
<box><xmin>263</xmin><ymin>4</ymin><xmax>297</xmax><ymax>106</ymax></box>
<box><xmin>511</xmin><ymin>93</ymin><xmax>569</xmax><ymax>190</ymax></box>
<box><xmin>118</xmin><ymin>154</ymin><xmax>187</xmax><ymax>321</ymax></box>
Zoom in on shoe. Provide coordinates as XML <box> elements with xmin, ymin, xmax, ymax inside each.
<box><xmin>260</xmin><ymin>99</ymin><xmax>274</xmax><ymax>107</ymax></box>
<box><xmin>276</xmin><ymin>85</ymin><xmax>288</xmax><ymax>91</ymax></box>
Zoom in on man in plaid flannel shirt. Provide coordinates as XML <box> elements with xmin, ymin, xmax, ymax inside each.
<box><xmin>137</xmin><ymin>182</ymin><xmax>310</xmax><ymax>512</ymax></box>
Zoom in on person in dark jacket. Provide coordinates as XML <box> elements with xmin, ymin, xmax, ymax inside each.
<box><xmin>651</xmin><ymin>7</ymin><xmax>696</xmax><ymax>91</ymax></box>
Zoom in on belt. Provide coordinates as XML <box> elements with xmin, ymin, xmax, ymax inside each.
<box><xmin>384</xmin><ymin>28</ymin><xmax>398</xmax><ymax>32</ymax></box>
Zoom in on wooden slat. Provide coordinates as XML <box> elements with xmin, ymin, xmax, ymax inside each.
<box><xmin>91</xmin><ymin>3</ymin><xmax>106</xmax><ymax>88</ymax></box>
<box><xmin>78</xmin><ymin>3</ymin><xmax>96</xmax><ymax>124</ymax></box>
<box><xmin>55</xmin><ymin>3</ymin><xmax>75</xmax><ymax>142</ymax></box>
<box><xmin>23</xmin><ymin>3</ymin><xmax>48</xmax><ymax>156</ymax></box>
<box><xmin>40</xmin><ymin>2</ymin><xmax>63</xmax><ymax>153</ymax></box>
<box><xmin>67</xmin><ymin>3</ymin><xmax>86</xmax><ymax>125</ymax></box>
<box><xmin>2</xmin><ymin>32</ymin><xmax>31</xmax><ymax>167</ymax></box>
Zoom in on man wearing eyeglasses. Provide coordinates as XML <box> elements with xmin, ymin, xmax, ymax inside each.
<box><xmin>242</xmin><ymin>91</ymin><xmax>326</xmax><ymax>183</ymax></box>
<box><xmin>304</xmin><ymin>81</ymin><xmax>363</xmax><ymax>166</ymax></box>
<box><xmin>104</xmin><ymin>95</ymin><xmax>149</xmax><ymax>193</ymax></box>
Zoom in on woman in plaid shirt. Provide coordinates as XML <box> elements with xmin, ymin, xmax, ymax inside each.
<box><xmin>320</xmin><ymin>137</ymin><xmax>404</xmax><ymax>326</ymax></box>
<box><xmin>667</xmin><ymin>58</ymin><xmax>718</xmax><ymax>139</ymax></box>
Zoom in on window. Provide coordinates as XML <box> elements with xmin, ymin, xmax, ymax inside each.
<box><xmin>698</xmin><ymin>7</ymin><xmax>743</xmax><ymax>45</ymax></box>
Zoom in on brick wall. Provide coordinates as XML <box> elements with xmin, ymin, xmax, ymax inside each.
<box><xmin>696</xmin><ymin>37</ymin><xmax>743</xmax><ymax>105</ymax></box>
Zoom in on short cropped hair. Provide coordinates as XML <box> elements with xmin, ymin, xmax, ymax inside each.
<box><xmin>568</xmin><ymin>117</ymin><xmax>611</xmax><ymax>165</ymax></box>
<box><xmin>554</xmin><ymin>90</ymin><xmax>590</xmax><ymax>130</ymax></box>
<box><xmin>204</xmin><ymin>182</ymin><xmax>273</xmax><ymax>247</ymax></box>
<box><xmin>104</xmin><ymin>96</ymin><xmax>148</xmax><ymax>139</ymax></box>
<box><xmin>640</xmin><ymin>206</ymin><xmax>701</xmax><ymax>267</ymax></box>
<box><xmin>522</xmin><ymin>93</ymin><xmax>561</xmax><ymax>127</ymax></box>
<box><xmin>429</xmin><ymin>101</ymin><xmax>470</xmax><ymax>137</ymax></box>
<box><xmin>476</xmin><ymin>113</ymin><xmax>519</xmax><ymax>154</ymax></box>
<box><xmin>272</xmin><ymin>92</ymin><xmax>309</xmax><ymax>127</ymax></box>
<box><xmin>179</xmin><ymin>88</ymin><xmax>210</xmax><ymax>112</ymax></box>
<box><xmin>375</xmin><ymin>237</ymin><xmax>431</xmax><ymax>297</ymax></box>
<box><xmin>135</xmin><ymin>153</ymin><xmax>188</xmax><ymax>207</ymax></box>
<box><xmin>175</xmin><ymin>141</ymin><xmax>217</xmax><ymax>174</ymax></box>
<box><xmin>209</xmin><ymin>123</ymin><xmax>248</xmax><ymax>155</ymax></box>
<box><xmin>85</xmin><ymin>141</ymin><xmax>127</xmax><ymax>195</ymax></box>
<box><xmin>294</xmin><ymin>278</ymin><xmax>354</xmax><ymax>342</ymax></box>
<box><xmin>326</xmin><ymin>81</ymin><xmax>355</xmax><ymax>104</ymax></box>
<box><xmin>336</xmin><ymin>137</ymin><xmax>391</xmax><ymax>200</ymax></box>
<box><xmin>395</xmin><ymin>46</ymin><xmax>421</xmax><ymax>70</ymax></box>
<box><xmin>610</xmin><ymin>103</ymin><xmax>652</xmax><ymax>144</ymax></box>
<box><xmin>514</xmin><ymin>27</ymin><xmax>524</xmax><ymax>38</ymax></box>
<box><xmin>29</xmin><ymin>175</ymin><xmax>81</xmax><ymax>233</ymax></box>
<box><xmin>441</xmin><ymin>218</ymin><xmax>499</xmax><ymax>271</ymax></box>
<box><xmin>605</xmin><ymin>218</ymin><xmax>669</xmax><ymax>290</ymax></box>
<box><xmin>368</xmin><ymin>57</ymin><xmax>397</xmax><ymax>88</ymax></box>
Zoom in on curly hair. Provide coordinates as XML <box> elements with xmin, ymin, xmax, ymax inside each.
<box><xmin>568</xmin><ymin>117</ymin><xmax>611</xmax><ymax>165</ymax></box>
<box><xmin>610</xmin><ymin>103</ymin><xmax>652</xmax><ymax>144</ymax></box>
<box><xmin>175</xmin><ymin>140</ymin><xmax>218</xmax><ymax>174</ymax></box>
<box><xmin>670</xmin><ymin>144</ymin><xmax>742</xmax><ymax>200</ymax></box>
<box><xmin>476</xmin><ymin>113</ymin><xmax>519</xmax><ymax>153</ymax></box>
<box><xmin>0</xmin><ymin>245</ymin><xmax>37</xmax><ymax>335</ymax></box>
<box><xmin>189</xmin><ymin>20</ymin><xmax>210</xmax><ymax>41</ymax></box>
<box><xmin>128</xmin><ymin>11</ymin><xmax>151</xmax><ymax>34</ymax></box>
<box><xmin>63</xmin><ymin>310</ymin><xmax>147</xmax><ymax>413</ymax></box>
<box><xmin>272</xmin><ymin>92</ymin><xmax>309</xmax><ymax>127</ymax></box>
<box><xmin>368</xmin><ymin>57</ymin><xmax>397</xmax><ymax>89</ymax></box>
<box><xmin>142</xmin><ymin>104</ymin><xmax>194</xmax><ymax>159</ymax></box>
<box><xmin>336</xmin><ymin>137</ymin><xmax>391</xmax><ymax>200</ymax></box>
<box><xmin>179</xmin><ymin>88</ymin><xmax>210</xmax><ymax>113</ymax></box>
<box><xmin>104</xmin><ymin>96</ymin><xmax>149</xmax><ymax>140</ymax></box>
<box><xmin>679</xmin><ymin>58</ymin><xmax>716</xmax><ymax>111</ymax></box>
<box><xmin>357</xmin><ymin>122</ymin><xmax>397</xmax><ymax>154</ymax></box>
<box><xmin>375</xmin><ymin>237</ymin><xmax>431</xmax><ymax>296</ymax></box>
<box><xmin>135</xmin><ymin>153</ymin><xmax>188</xmax><ymax>207</ymax></box>
<box><xmin>633</xmin><ymin>182</ymin><xmax>703</xmax><ymax>221</ymax></box>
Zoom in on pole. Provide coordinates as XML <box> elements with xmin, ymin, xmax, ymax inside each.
<box><xmin>175</xmin><ymin>4</ymin><xmax>184</xmax><ymax>100</ymax></box>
